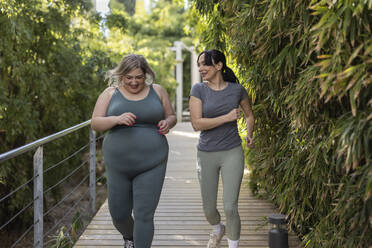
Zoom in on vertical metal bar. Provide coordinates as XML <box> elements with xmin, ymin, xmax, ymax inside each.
<box><xmin>175</xmin><ymin>41</ymin><xmax>183</xmax><ymax>123</ymax></box>
<box><xmin>33</xmin><ymin>146</ymin><xmax>43</xmax><ymax>248</ymax></box>
<box><xmin>89</xmin><ymin>129</ymin><xmax>96</xmax><ymax>215</ymax></box>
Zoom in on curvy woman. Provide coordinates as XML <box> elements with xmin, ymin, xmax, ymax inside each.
<box><xmin>189</xmin><ymin>50</ymin><xmax>254</xmax><ymax>248</ymax></box>
<box><xmin>91</xmin><ymin>54</ymin><xmax>176</xmax><ymax>248</ymax></box>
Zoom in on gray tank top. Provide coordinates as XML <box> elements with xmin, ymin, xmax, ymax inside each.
<box><xmin>102</xmin><ymin>84</ymin><xmax>169</xmax><ymax>173</ymax></box>
<box><xmin>106</xmin><ymin>85</ymin><xmax>164</xmax><ymax>126</ymax></box>
<box><xmin>190</xmin><ymin>82</ymin><xmax>248</xmax><ymax>152</ymax></box>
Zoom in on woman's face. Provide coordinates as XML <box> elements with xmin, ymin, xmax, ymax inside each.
<box><xmin>198</xmin><ymin>54</ymin><xmax>220</xmax><ymax>82</ymax></box>
<box><xmin>122</xmin><ymin>68</ymin><xmax>146</xmax><ymax>94</ymax></box>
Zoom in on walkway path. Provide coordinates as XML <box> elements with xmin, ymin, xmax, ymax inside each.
<box><xmin>74</xmin><ymin>123</ymin><xmax>300</xmax><ymax>247</ymax></box>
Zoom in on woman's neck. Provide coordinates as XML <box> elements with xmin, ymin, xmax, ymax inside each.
<box><xmin>118</xmin><ymin>84</ymin><xmax>150</xmax><ymax>100</ymax></box>
<box><xmin>206</xmin><ymin>75</ymin><xmax>227</xmax><ymax>90</ymax></box>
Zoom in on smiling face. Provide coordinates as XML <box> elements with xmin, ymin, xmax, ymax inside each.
<box><xmin>122</xmin><ymin>68</ymin><xmax>146</xmax><ymax>94</ymax></box>
<box><xmin>198</xmin><ymin>53</ymin><xmax>222</xmax><ymax>82</ymax></box>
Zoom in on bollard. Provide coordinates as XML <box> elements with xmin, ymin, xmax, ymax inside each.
<box><xmin>268</xmin><ymin>214</ymin><xmax>289</xmax><ymax>248</ymax></box>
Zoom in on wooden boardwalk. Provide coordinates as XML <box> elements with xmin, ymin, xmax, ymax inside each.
<box><xmin>75</xmin><ymin>123</ymin><xmax>300</xmax><ymax>248</ymax></box>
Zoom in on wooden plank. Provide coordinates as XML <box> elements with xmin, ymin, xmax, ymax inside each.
<box><xmin>76</xmin><ymin>239</ymin><xmax>299</xmax><ymax>246</ymax></box>
<box><xmin>75</xmin><ymin>246</ymin><xmax>291</xmax><ymax>248</ymax></box>
<box><xmin>78</xmin><ymin>234</ymin><xmax>300</xmax><ymax>241</ymax></box>
<box><xmin>81</xmin><ymin>229</ymin><xmax>275</xmax><ymax>235</ymax></box>
<box><xmin>74</xmin><ymin>123</ymin><xmax>301</xmax><ymax>248</ymax></box>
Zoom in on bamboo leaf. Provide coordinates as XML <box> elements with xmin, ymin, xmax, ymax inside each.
<box><xmin>367</xmin><ymin>112</ymin><xmax>372</xmax><ymax>121</ymax></box>
<box><xmin>347</xmin><ymin>43</ymin><xmax>364</xmax><ymax>66</ymax></box>
<box><xmin>193</xmin><ymin>0</ymin><xmax>372</xmax><ymax>246</ymax></box>
<box><xmin>317</xmin><ymin>54</ymin><xmax>332</xmax><ymax>59</ymax></box>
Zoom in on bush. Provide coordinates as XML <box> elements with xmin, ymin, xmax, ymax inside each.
<box><xmin>192</xmin><ymin>0</ymin><xmax>372</xmax><ymax>247</ymax></box>
<box><xmin>0</xmin><ymin>0</ymin><xmax>114</xmax><ymax>231</ymax></box>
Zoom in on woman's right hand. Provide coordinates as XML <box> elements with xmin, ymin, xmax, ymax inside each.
<box><xmin>225</xmin><ymin>108</ymin><xmax>240</xmax><ymax>122</ymax></box>
<box><xmin>116</xmin><ymin>112</ymin><xmax>137</xmax><ymax>126</ymax></box>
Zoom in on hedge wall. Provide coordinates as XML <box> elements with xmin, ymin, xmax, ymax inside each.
<box><xmin>192</xmin><ymin>0</ymin><xmax>372</xmax><ymax>247</ymax></box>
<box><xmin>0</xmin><ymin>0</ymin><xmax>114</xmax><ymax>230</ymax></box>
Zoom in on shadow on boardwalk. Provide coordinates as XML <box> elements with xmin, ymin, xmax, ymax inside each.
<box><xmin>74</xmin><ymin>122</ymin><xmax>301</xmax><ymax>248</ymax></box>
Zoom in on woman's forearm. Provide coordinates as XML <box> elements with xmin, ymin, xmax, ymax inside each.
<box><xmin>191</xmin><ymin>115</ymin><xmax>230</xmax><ymax>131</ymax></box>
<box><xmin>166</xmin><ymin>115</ymin><xmax>177</xmax><ymax>129</ymax></box>
<box><xmin>191</xmin><ymin>107</ymin><xmax>241</xmax><ymax>131</ymax></box>
<box><xmin>91</xmin><ymin>116</ymin><xmax>118</xmax><ymax>132</ymax></box>
<box><xmin>246</xmin><ymin>115</ymin><xmax>254</xmax><ymax>138</ymax></box>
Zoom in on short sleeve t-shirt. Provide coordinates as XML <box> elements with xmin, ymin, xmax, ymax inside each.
<box><xmin>189</xmin><ymin>82</ymin><xmax>248</xmax><ymax>152</ymax></box>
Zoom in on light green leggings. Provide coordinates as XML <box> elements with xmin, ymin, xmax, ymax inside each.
<box><xmin>197</xmin><ymin>145</ymin><xmax>244</xmax><ymax>240</ymax></box>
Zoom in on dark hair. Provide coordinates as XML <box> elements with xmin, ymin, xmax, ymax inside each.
<box><xmin>197</xmin><ymin>49</ymin><xmax>239</xmax><ymax>84</ymax></box>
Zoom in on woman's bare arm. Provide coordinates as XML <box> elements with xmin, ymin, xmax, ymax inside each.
<box><xmin>91</xmin><ymin>87</ymin><xmax>137</xmax><ymax>132</ymax></box>
<box><xmin>189</xmin><ymin>96</ymin><xmax>240</xmax><ymax>131</ymax></box>
<box><xmin>153</xmin><ymin>84</ymin><xmax>177</xmax><ymax>134</ymax></box>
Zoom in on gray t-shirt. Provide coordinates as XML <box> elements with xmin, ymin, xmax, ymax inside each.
<box><xmin>190</xmin><ymin>82</ymin><xmax>248</xmax><ymax>152</ymax></box>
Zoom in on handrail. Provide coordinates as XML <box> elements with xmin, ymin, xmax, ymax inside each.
<box><xmin>0</xmin><ymin>119</ymin><xmax>102</xmax><ymax>248</ymax></box>
<box><xmin>0</xmin><ymin>120</ymin><xmax>91</xmax><ymax>163</ymax></box>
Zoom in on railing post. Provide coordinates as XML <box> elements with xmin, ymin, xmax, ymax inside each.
<box><xmin>174</xmin><ymin>41</ymin><xmax>184</xmax><ymax>123</ymax></box>
<box><xmin>33</xmin><ymin>146</ymin><xmax>43</xmax><ymax>248</ymax></box>
<box><xmin>89</xmin><ymin>129</ymin><xmax>96</xmax><ymax>215</ymax></box>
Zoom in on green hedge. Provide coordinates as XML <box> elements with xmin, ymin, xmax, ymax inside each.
<box><xmin>0</xmin><ymin>0</ymin><xmax>114</xmax><ymax>230</ymax></box>
<box><xmin>192</xmin><ymin>0</ymin><xmax>372</xmax><ymax>247</ymax></box>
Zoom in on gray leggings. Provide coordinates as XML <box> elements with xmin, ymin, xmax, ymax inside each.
<box><xmin>105</xmin><ymin>161</ymin><xmax>166</xmax><ymax>248</ymax></box>
<box><xmin>197</xmin><ymin>145</ymin><xmax>244</xmax><ymax>240</ymax></box>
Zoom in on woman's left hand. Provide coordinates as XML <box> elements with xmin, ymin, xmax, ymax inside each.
<box><xmin>157</xmin><ymin>120</ymin><xmax>170</xmax><ymax>135</ymax></box>
<box><xmin>245</xmin><ymin>136</ymin><xmax>254</xmax><ymax>148</ymax></box>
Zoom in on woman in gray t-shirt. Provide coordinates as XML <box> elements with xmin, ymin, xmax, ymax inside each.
<box><xmin>189</xmin><ymin>49</ymin><xmax>254</xmax><ymax>248</ymax></box>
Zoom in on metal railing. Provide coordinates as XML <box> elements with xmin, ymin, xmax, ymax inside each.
<box><xmin>0</xmin><ymin>120</ymin><xmax>105</xmax><ymax>248</ymax></box>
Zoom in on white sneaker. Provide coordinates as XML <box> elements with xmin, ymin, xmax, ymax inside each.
<box><xmin>207</xmin><ymin>224</ymin><xmax>225</xmax><ymax>248</ymax></box>
<box><xmin>124</xmin><ymin>239</ymin><xmax>134</xmax><ymax>248</ymax></box>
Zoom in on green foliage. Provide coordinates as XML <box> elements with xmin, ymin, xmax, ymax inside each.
<box><xmin>0</xmin><ymin>0</ymin><xmax>114</xmax><ymax>232</ymax></box>
<box><xmin>106</xmin><ymin>10</ymin><xmax>129</xmax><ymax>31</ymax></box>
<box><xmin>192</xmin><ymin>0</ymin><xmax>372</xmax><ymax>247</ymax></box>
<box><xmin>48</xmin><ymin>227</ymin><xmax>72</xmax><ymax>248</ymax></box>
<box><xmin>110</xmin><ymin>0</ymin><xmax>136</xmax><ymax>15</ymax></box>
<box><xmin>0</xmin><ymin>0</ymin><xmax>192</xmax><ymax>241</ymax></box>
<box><xmin>106</xmin><ymin>0</ymin><xmax>192</xmax><ymax>99</ymax></box>
<box><xmin>47</xmin><ymin>212</ymin><xmax>83</xmax><ymax>248</ymax></box>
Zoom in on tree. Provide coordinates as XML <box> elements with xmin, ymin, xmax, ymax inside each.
<box><xmin>110</xmin><ymin>0</ymin><xmax>136</xmax><ymax>15</ymax></box>
<box><xmin>0</xmin><ymin>0</ymin><xmax>114</xmax><ymax>238</ymax></box>
<box><xmin>191</xmin><ymin>0</ymin><xmax>372</xmax><ymax>247</ymax></box>
<box><xmin>106</xmin><ymin>0</ymin><xmax>193</xmax><ymax>100</ymax></box>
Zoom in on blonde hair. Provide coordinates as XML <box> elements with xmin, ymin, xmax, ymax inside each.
<box><xmin>106</xmin><ymin>54</ymin><xmax>155</xmax><ymax>86</ymax></box>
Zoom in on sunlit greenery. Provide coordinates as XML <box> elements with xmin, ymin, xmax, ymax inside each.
<box><xmin>0</xmin><ymin>0</ymin><xmax>191</xmax><ymax>245</ymax></box>
<box><xmin>0</xmin><ymin>4</ymin><xmax>115</xmax><ymax>246</ymax></box>
<box><xmin>106</xmin><ymin>0</ymin><xmax>192</xmax><ymax>100</ymax></box>
<box><xmin>191</xmin><ymin>0</ymin><xmax>372</xmax><ymax>247</ymax></box>
<box><xmin>3</xmin><ymin>0</ymin><xmax>370</xmax><ymax>247</ymax></box>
